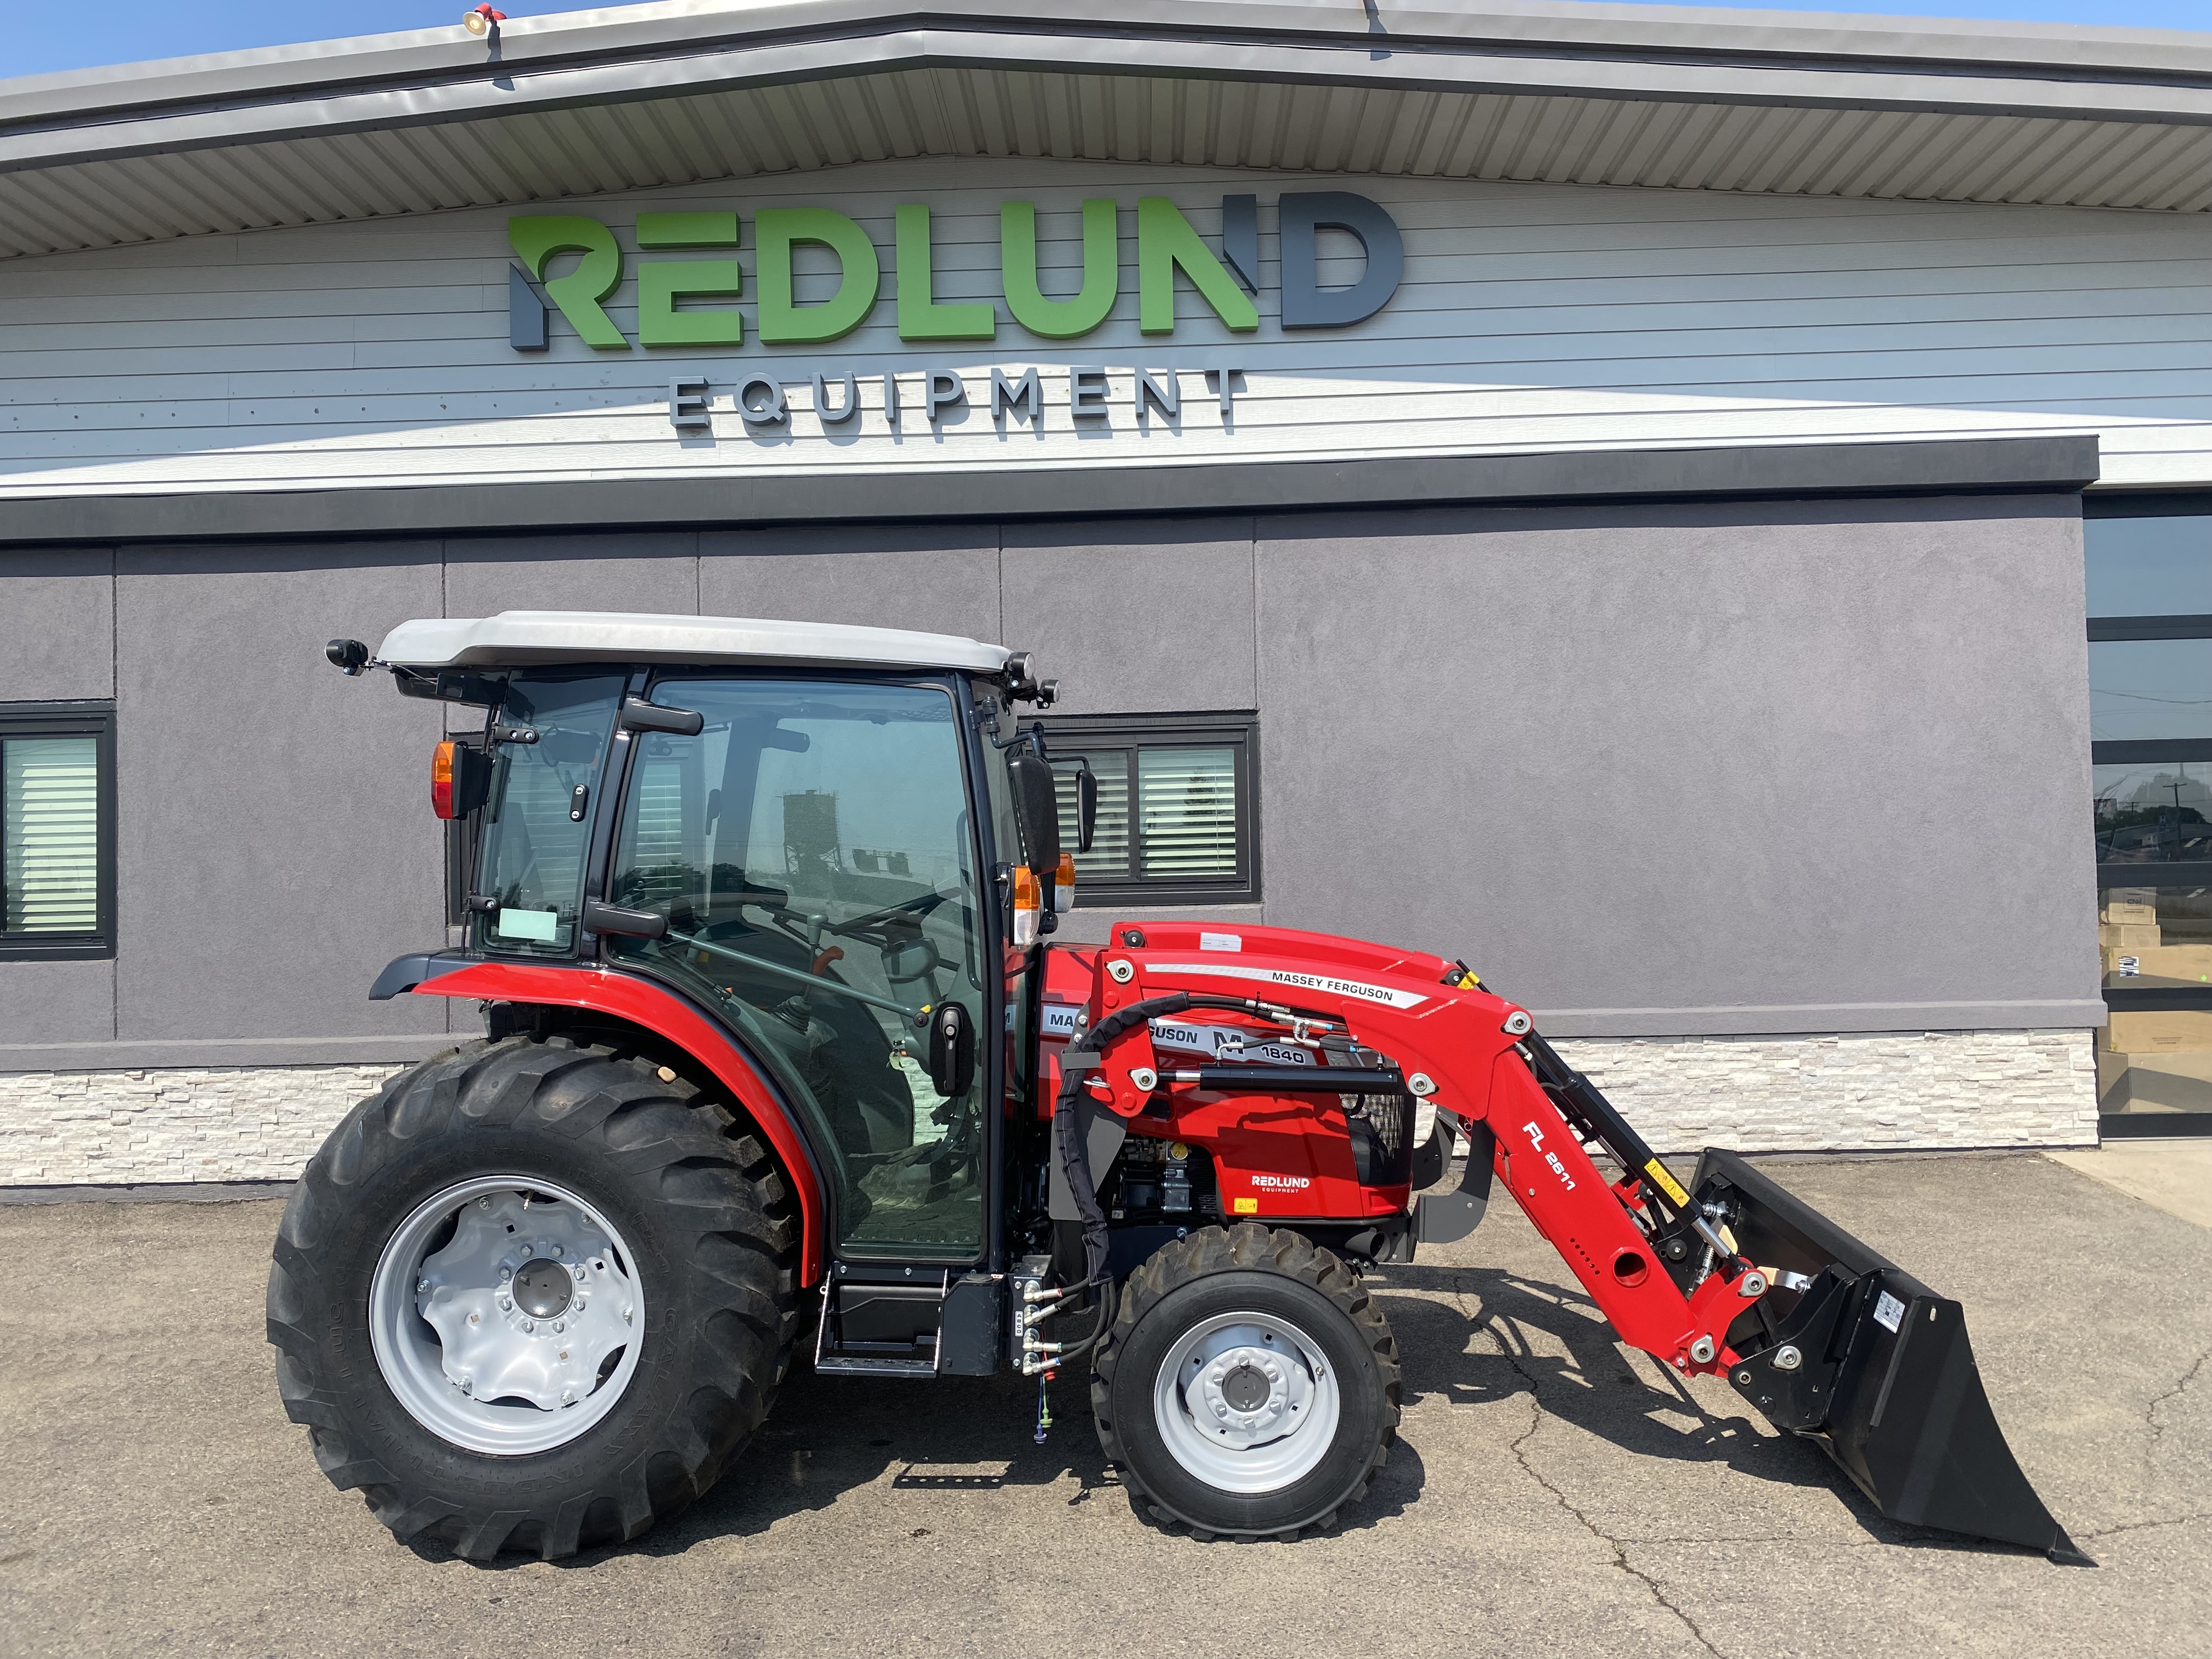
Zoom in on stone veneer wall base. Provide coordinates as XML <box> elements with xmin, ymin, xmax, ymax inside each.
<box><xmin>1556</xmin><ymin>1028</ymin><xmax>2098</xmax><ymax>1154</ymax></box>
<box><xmin>0</xmin><ymin>1029</ymin><xmax>2098</xmax><ymax>1186</ymax></box>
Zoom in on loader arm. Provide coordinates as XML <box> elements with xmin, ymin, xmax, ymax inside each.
<box><xmin>1068</xmin><ymin>921</ymin><xmax>2087</xmax><ymax>1563</ymax></box>
<box><xmin>1071</xmin><ymin>926</ymin><xmax>1754</xmax><ymax>1378</ymax></box>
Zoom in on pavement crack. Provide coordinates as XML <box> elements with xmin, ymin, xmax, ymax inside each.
<box><xmin>1481</xmin><ymin>1321</ymin><xmax>1727</xmax><ymax>1659</ymax></box>
<box><xmin>2145</xmin><ymin>1343</ymin><xmax>2209</xmax><ymax>1455</ymax></box>
<box><xmin>2080</xmin><ymin>1510</ymin><xmax>2212</xmax><ymax>1542</ymax></box>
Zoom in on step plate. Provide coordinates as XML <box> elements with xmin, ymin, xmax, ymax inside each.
<box><xmin>814</xmin><ymin>1355</ymin><xmax>938</xmax><ymax>1378</ymax></box>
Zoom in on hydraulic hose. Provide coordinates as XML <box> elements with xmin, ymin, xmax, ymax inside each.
<box><xmin>1054</xmin><ymin>991</ymin><xmax>1195</xmax><ymax>1286</ymax></box>
<box><xmin>1050</xmin><ymin>988</ymin><xmax>1348</xmax><ymax>1302</ymax></box>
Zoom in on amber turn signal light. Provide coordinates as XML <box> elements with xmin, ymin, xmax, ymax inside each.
<box><xmin>1012</xmin><ymin>864</ymin><xmax>1042</xmax><ymax>949</ymax></box>
<box><xmin>431</xmin><ymin>740</ymin><xmax>459</xmax><ymax>819</ymax></box>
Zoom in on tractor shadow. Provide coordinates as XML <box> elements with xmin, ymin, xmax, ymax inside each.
<box><xmin>433</xmin><ymin>1253</ymin><xmax>1957</xmax><ymax>1570</ymax></box>
<box><xmin>1364</xmin><ymin>1262</ymin><xmax>1934</xmax><ymax>1546</ymax></box>
<box><xmin>514</xmin><ymin>1347</ymin><xmax>1427</xmax><ymax>1567</ymax></box>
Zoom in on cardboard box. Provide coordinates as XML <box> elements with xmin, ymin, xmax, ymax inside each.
<box><xmin>2100</xmin><ymin>923</ymin><xmax>2163</xmax><ymax>951</ymax></box>
<box><xmin>2101</xmin><ymin>1009</ymin><xmax>2212</xmax><ymax>1052</ymax></box>
<box><xmin>2105</xmin><ymin>944</ymin><xmax>2212</xmax><ymax>983</ymax></box>
<box><xmin>2102</xmin><ymin>901</ymin><xmax>2158</xmax><ymax>926</ymax></box>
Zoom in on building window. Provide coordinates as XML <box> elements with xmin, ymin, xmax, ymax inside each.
<box><xmin>0</xmin><ymin>702</ymin><xmax>115</xmax><ymax>960</ymax></box>
<box><xmin>1043</xmin><ymin>713</ymin><xmax>1258</xmax><ymax>905</ymax></box>
<box><xmin>2085</xmin><ymin>505</ymin><xmax>2212</xmax><ymax>1134</ymax></box>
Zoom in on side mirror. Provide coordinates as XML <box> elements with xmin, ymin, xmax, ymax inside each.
<box><xmin>1074</xmin><ymin>760</ymin><xmax>1098</xmax><ymax>855</ymax></box>
<box><xmin>1007</xmin><ymin>751</ymin><xmax>1061</xmax><ymax>874</ymax></box>
<box><xmin>927</xmin><ymin>1002</ymin><xmax>975</xmax><ymax>1099</ymax></box>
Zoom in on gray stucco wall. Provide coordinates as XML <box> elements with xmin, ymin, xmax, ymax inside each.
<box><xmin>1252</xmin><ymin>494</ymin><xmax>2101</xmax><ymax>1035</ymax></box>
<box><xmin>0</xmin><ymin>488</ymin><xmax>2100</xmax><ymax>1070</ymax></box>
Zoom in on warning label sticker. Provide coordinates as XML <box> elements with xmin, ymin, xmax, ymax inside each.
<box><xmin>1873</xmin><ymin>1290</ymin><xmax>1907</xmax><ymax>1333</ymax></box>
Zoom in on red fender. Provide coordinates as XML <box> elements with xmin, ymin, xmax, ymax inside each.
<box><xmin>407</xmin><ymin>961</ymin><xmax>827</xmax><ymax>1285</ymax></box>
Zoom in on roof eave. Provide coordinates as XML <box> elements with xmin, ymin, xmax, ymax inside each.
<box><xmin>15</xmin><ymin>0</ymin><xmax>2212</xmax><ymax>151</ymax></box>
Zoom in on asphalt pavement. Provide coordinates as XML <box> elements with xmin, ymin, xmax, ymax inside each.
<box><xmin>2</xmin><ymin>1150</ymin><xmax>2206</xmax><ymax>1659</ymax></box>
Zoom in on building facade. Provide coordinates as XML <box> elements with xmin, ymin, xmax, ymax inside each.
<box><xmin>8</xmin><ymin>0</ymin><xmax>2212</xmax><ymax>1184</ymax></box>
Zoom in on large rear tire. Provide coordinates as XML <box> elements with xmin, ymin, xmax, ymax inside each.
<box><xmin>266</xmin><ymin>1034</ymin><xmax>798</xmax><ymax>1560</ymax></box>
<box><xmin>1091</xmin><ymin>1223</ymin><xmax>1400</xmax><ymax>1539</ymax></box>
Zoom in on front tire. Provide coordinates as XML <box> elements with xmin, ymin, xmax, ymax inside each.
<box><xmin>1091</xmin><ymin>1224</ymin><xmax>1400</xmax><ymax>1539</ymax></box>
<box><xmin>266</xmin><ymin>1034</ymin><xmax>798</xmax><ymax>1560</ymax></box>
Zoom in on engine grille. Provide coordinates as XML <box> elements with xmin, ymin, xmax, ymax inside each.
<box><xmin>1343</xmin><ymin>1087</ymin><xmax>1418</xmax><ymax>1188</ymax></box>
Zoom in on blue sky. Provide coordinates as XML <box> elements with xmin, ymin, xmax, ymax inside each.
<box><xmin>5</xmin><ymin>0</ymin><xmax>2210</xmax><ymax>80</ymax></box>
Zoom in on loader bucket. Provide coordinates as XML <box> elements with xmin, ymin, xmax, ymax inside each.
<box><xmin>1691</xmin><ymin>1150</ymin><xmax>2090</xmax><ymax>1565</ymax></box>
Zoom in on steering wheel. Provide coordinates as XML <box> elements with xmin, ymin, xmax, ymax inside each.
<box><xmin>818</xmin><ymin>888</ymin><xmax>952</xmax><ymax>942</ymax></box>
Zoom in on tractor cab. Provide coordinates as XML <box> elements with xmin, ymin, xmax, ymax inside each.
<box><xmin>357</xmin><ymin>612</ymin><xmax>1076</xmax><ymax>1371</ymax></box>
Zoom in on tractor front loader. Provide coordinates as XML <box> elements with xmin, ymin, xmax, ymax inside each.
<box><xmin>271</xmin><ymin>611</ymin><xmax>2083</xmax><ymax>1562</ymax></box>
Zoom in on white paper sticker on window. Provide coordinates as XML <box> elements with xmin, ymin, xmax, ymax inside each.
<box><xmin>1199</xmin><ymin>932</ymin><xmax>1243</xmax><ymax>952</ymax></box>
<box><xmin>1873</xmin><ymin>1290</ymin><xmax>1906</xmax><ymax>1333</ymax></box>
<box><xmin>497</xmin><ymin>907</ymin><xmax>561</xmax><ymax>943</ymax></box>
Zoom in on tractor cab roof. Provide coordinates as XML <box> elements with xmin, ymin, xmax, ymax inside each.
<box><xmin>377</xmin><ymin>610</ymin><xmax>1012</xmax><ymax>675</ymax></box>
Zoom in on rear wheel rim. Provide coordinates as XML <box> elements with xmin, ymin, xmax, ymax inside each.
<box><xmin>1151</xmin><ymin>1310</ymin><xmax>1341</xmax><ymax>1494</ymax></box>
<box><xmin>368</xmin><ymin>1175</ymin><xmax>646</xmax><ymax>1456</ymax></box>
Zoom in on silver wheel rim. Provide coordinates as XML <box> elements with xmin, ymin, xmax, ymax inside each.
<box><xmin>1152</xmin><ymin>1310</ymin><xmax>1341</xmax><ymax>1494</ymax></box>
<box><xmin>368</xmin><ymin>1175</ymin><xmax>646</xmax><ymax>1457</ymax></box>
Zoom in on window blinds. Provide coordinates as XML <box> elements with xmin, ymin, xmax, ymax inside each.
<box><xmin>1053</xmin><ymin>744</ymin><xmax>1238</xmax><ymax>883</ymax></box>
<box><xmin>3</xmin><ymin>736</ymin><xmax>99</xmax><ymax>933</ymax></box>
<box><xmin>1136</xmin><ymin>747</ymin><xmax>1236</xmax><ymax>878</ymax></box>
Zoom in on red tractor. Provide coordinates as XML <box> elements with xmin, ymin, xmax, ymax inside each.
<box><xmin>274</xmin><ymin>611</ymin><xmax>2081</xmax><ymax>1561</ymax></box>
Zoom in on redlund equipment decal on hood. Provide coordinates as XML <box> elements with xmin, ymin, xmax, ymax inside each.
<box><xmin>1138</xmin><ymin>962</ymin><xmax>1430</xmax><ymax>1009</ymax></box>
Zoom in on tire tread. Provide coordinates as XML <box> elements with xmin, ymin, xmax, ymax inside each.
<box><xmin>266</xmin><ymin>1034</ymin><xmax>799</xmax><ymax>1560</ymax></box>
<box><xmin>1090</xmin><ymin>1221</ymin><xmax>1400</xmax><ymax>1541</ymax></box>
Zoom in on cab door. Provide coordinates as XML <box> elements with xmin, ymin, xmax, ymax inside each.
<box><xmin>599</xmin><ymin>674</ymin><xmax>998</xmax><ymax>1268</ymax></box>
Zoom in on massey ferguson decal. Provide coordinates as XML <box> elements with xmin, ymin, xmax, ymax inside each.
<box><xmin>1141</xmin><ymin>961</ymin><xmax>1430</xmax><ymax>1009</ymax></box>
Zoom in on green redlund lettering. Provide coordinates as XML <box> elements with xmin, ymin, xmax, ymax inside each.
<box><xmin>897</xmin><ymin>204</ymin><xmax>995</xmax><ymax>342</ymax></box>
<box><xmin>1137</xmin><ymin>198</ymin><xmax>1257</xmax><ymax>336</ymax></box>
<box><xmin>507</xmin><ymin>216</ymin><xmax>629</xmax><ymax>349</ymax></box>
<box><xmin>635</xmin><ymin>211</ymin><xmax>744</xmax><ymax>348</ymax></box>
<box><xmin>1000</xmin><ymin>200</ymin><xmax>1117</xmax><ymax>340</ymax></box>
<box><xmin>756</xmin><ymin>207</ymin><xmax>881</xmax><ymax>346</ymax></box>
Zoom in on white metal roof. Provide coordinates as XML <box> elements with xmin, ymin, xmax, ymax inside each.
<box><xmin>378</xmin><ymin>610</ymin><xmax>1012</xmax><ymax>673</ymax></box>
<box><xmin>12</xmin><ymin>0</ymin><xmax>2212</xmax><ymax>261</ymax></box>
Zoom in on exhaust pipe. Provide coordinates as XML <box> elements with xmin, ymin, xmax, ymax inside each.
<box><xmin>1693</xmin><ymin>1150</ymin><xmax>2091</xmax><ymax>1565</ymax></box>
